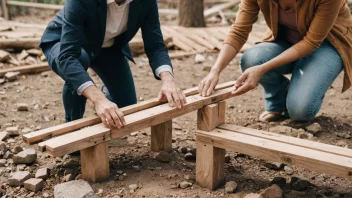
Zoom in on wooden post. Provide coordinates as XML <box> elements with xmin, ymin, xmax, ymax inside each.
<box><xmin>1</xmin><ymin>0</ymin><xmax>9</xmax><ymax>20</ymax></box>
<box><xmin>196</xmin><ymin>101</ymin><xmax>226</xmax><ymax>190</ymax></box>
<box><xmin>196</xmin><ymin>142</ymin><xmax>225</xmax><ymax>190</ymax></box>
<box><xmin>80</xmin><ymin>142</ymin><xmax>110</xmax><ymax>182</ymax></box>
<box><xmin>151</xmin><ymin>120</ymin><xmax>172</xmax><ymax>152</ymax></box>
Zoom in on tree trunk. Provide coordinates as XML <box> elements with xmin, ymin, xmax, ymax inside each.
<box><xmin>178</xmin><ymin>0</ymin><xmax>206</xmax><ymax>27</ymax></box>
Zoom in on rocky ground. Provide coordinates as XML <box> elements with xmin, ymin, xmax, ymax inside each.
<box><xmin>0</xmin><ymin>7</ymin><xmax>351</xmax><ymax>198</ymax></box>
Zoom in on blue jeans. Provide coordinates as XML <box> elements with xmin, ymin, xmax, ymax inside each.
<box><xmin>240</xmin><ymin>40</ymin><xmax>343</xmax><ymax>121</ymax></box>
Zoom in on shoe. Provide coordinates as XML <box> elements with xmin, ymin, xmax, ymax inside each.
<box><xmin>259</xmin><ymin>111</ymin><xmax>288</xmax><ymax>122</ymax></box>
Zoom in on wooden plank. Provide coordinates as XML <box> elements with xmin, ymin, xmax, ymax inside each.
<box><xmin>151</xmin><ymin>120</ymin><xmax>172</xmax><ymax>152</ymax></box>
<box><xmin>193</xmin><ymin>29</ymin><xmax>223</xmax><ymax>50</ymax></box>
<box><xmin>196</xmin><ymin>142</ymin><xmax>225</xmax><ymax>190</ymax></box>
<box><xmin>218</xmin><ymin>124</ymin><xmax>352</xmax><ymax>158</ymax></box>
<box><xmin>172</xmin><ymin>37</ymin><xmax>194</xmax><ymax>52</ymax></box>
<box><xmin>1</xmin><ymin>0</ymin><xmax>9</xmax><ymax>20</ymax></box>
<box><xmin>0</xmin><ymin>63</ymin><xmax>50</xmax><ymax>77</ymax></box>
<box><xmin>218</xmin><ymin>101</ymin><xmax>226</xmax><ymax>125</ymax></box>
<box><xmin>0</xmin><ymin>31</ymin><xmax>42</xmax><ymax>38</ymax></box>
<box><xmin>23</xmin><ymin>81</ymin><xmax>236</xmax><ymax>145</ymax></box>
<box><xmin>204</xmin><ymin>1</ymin><xmax>240</xmax><ymax>19</ymax></box>
<box><xmin>196</xmin><ymin>129</ymin><xmax>352</xmax><ymax>180</ymax></box>
<box><xmin>44</xmin><ymin>87</ymin><xmax>235</xmax><ymax>157</ymax></box>
<box><xmin>197</xmin><ymin>104</ymin><xmax>219</xmax><ymax>132</ymax></box>
<box><xmin>81</xmin><ymin>142</ymin><xmax>110</xmax><ymax>182</ymax></box>
<box><xmin>7</xmin><ymin>1</ymin><xmax>63</xmax><ymax>10</ymax></box>
<box><xmin>174</xmin><ymin>27</ymin><xmax>216</xmax><ymax>50</ymax></box>
<box><xmin>0</xmin><ymin>21</ymin><xmax>46</xmax><ymax>29</ymax></box>
<box><xmin>0</xmin><ymin>38</ymin><xmax>41</xmax><ymax>49</ymax></box>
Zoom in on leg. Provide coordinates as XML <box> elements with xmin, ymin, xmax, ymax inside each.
<box><xmin>151</xmin><ymin>120</ymin><xmax>172</xmax><ymax>152</ymax></box>
<box><xmin>196</xmin><ymin>142</ymin><xmax>225</xmax><ymax>190</ymax></box>
<box><xmin>42</xmin><ymin>42</ymin><xmax>91</xmax><ymax>122</ymax></box>
<box><xmin>197</xmin><ymin>101</ymin><xmax>226</xmax><ymax>131</ymax></box>
<box><xmin>81</xmin><ymin>142</ymin><xmax>109</xmax><ymax>182</ymax></box>
<box><xmin>286</xmin><ymin>40</ymin><xmax>343</xmax><ymax>121</ymax></box>
<box><xmin>240</xmin><ymin>40</ymin><xmax>293</xmax><ymax>112</ymax></box>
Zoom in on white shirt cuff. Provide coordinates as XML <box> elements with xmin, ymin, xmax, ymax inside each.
<box><xmin>77</xmin><ymin>81</ymin><xmax>95</xmax><ymax>95</ymax></box>
<box><xmin>155</xmin><ymin>65</ymin><xmax>173</xmax><ymax>78</ymax></box>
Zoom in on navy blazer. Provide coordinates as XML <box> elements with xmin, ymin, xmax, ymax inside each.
<box><xmin>40</xmin><ymin>0</ymin><xmax>172</xmax><ymax>92</ymax></box>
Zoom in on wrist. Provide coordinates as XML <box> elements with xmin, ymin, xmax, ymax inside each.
<box><xmin>160</xmin><ymin>71</ymin><xmax>174</xmax><ymax>82</ymax></box>
<box><xmin>210</xmin><ymin>67</ymin><xmax>221</xmax><ymax>75</ymax></box>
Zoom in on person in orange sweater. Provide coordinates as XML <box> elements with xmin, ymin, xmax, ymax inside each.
<box><xmin>199</xmin><ymin>0</ymin><xmax>352</xmax><ymax>122</ymax></box>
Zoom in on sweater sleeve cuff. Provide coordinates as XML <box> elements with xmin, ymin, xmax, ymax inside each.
<box><xmin>224</xmin><ymin>36</ymin><xmax>244</xmax><ymax>53</ymax></box>
<box><xmin>77</xmin><ymin>81</ymin><xmax>95</xmax><ymax>95</ymax></box>
<box><xmin>155</xmin><ymin>65</ymin><xmax>173</xmax><ymax>78</ymax></box>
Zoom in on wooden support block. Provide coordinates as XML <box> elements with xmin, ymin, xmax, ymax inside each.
<box><xmin>151</xmin><ymin>120</ymin><xmax>172</xmax><ymax>152</ymax></box>
<box><xmin>1</xmin><ymin>0</ymin><xmax>9</xmax><ymax>20</ymax></box>
<box><xmin>81</xmin><ymin>142</ymin><xmax>110</xmax><ymax>183</ymax></box>
<box><xmin>196</xmin><ymin>142</ymin><xmax>225</xmax><ymax>190</ymax></box>
<box><xmin>197</xmin><ymin>101</ymin><xmax>226</xmax><ymax>131</ymax></box>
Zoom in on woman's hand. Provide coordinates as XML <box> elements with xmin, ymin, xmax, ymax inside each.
<box><xmin>198</xmin><ymin>69</ymin><xmax>220</xmax><ymax>97</ymax></box>
<box><xmin>232</xmin><ymin>65</ymin><xmax>265</xmax><ymax>96</ymax></box>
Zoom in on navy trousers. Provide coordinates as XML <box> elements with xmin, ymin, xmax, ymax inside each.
<box><xmin>42</xmin><ymin>42</ymin><xmax>137</xmax><ymax>122</ymax></box>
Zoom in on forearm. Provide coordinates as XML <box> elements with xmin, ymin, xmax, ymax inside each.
<box><xmin>211</xmin><ymin>44</ymin><xmax>238</xmax><ymax>74</ymax></box>
<box><xmin>82</xmin><ymin>85</ymin><xmax>107</xmax><ymax>105</ymax></box>
<box><xmin>260</xmin><ymin>47</ymin><xmax>299</xmax><ymax>73</ymax></box>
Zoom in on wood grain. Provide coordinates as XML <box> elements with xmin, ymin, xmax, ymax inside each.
<box><xmin>151</xmin><ymin>120</ymin><xmax>172</xmax><ymax>152</ymax></box>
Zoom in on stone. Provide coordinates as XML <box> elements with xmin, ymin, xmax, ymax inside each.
<box><xmin>0</xmin><ymin>159</ymin><xmax>6</xmax><ymax>166</ymax></box>
<box><xmin>12</xmin><ymin>146</ymin><xmax>23</xmax><ymax>154</ymax></box>
<box><xmin>179</xmin><ymin>181</ymin><xmax>192</xmax><ymax>189</ymax></box>
<box><xmin>27</xmin><ymin>49</ymin><xmax>43</xmax><ymax>56</ymax></box>
<box><xmin>43</xmin><ymin>192</ymin><xmax>50</xmax><ymax>198</ymax></box>
<box><xmin>35</xmin><ymin>168</ymin><xmax>50</xmax><ymax>180</ymax></box>
<box><xmin>264</xmin><ymin>162</ymin><xmax>283</xmax><ymax>170</ymax></box>
<box><xmin>0</xmin><ymin>78</ymin><xmax>4</xmax><ymax>84</ymax></box>
<box><xmin>184</xmin><ymin>152</ymin><xmax>196</xmax><ymax>161</ymax></box>
<box><xmin>6</xmin><ymin>127</ymin><xmax>19</xmax><ymax>136</ymax></box>
<box><xmin>305</xmin><ymin>123</ymin><xmax>322</xmax><ymax>134</ymax></box>
<box><xmin>3</xmin><ymin>150</ymin><xmax>13</xmax><ymax>159</ymax></box>
<box><xmin>284</xmin><ymin>165</ymin><xmax>294</xmax><ymax>175</ymax></box>
<box><xmin>336</xmin><ymin>140</ymin><xmax>347</xmax><ymax>147</ymax></box>
<box><xmin>17</xmin><ymin>103</ymin><xmax>28</xmax><ymax>111</ymax></box>
<box><xmin>269</xmin><ymin>126</ymin><xmax>293</xmax><ymax>133</ymax></box>
<box><xmin>24</xmin><ymin>56</ymin><xmax>37</xmax><ymax>65</ymax></box>
<box><xmin>184</xmin><ymin>174</ymin><xmax>195</xmax><ymax>182</ymax></box>
<box><xmin>244</xmin><ymin>194</ymin><xmax>263</xmax><ymax>198</ymax></box>
<box><xmin>194</xmin><ymin>54</ymin><xmax>205</xmax><ymax>63</ymax></box>
<box><xmin>131</xmin><ymin>132</ymin><xmax>139</xmax><ymax>136</ymax></box>
<box><xmin>290</xmin><ymin>176</ymin><xmax>310</xmax><ymax>191</ymax></box>
<box><xmin>13</xmin><ymin>148</ymin><xmax>37</xmax><ymax>164</ymax></box>
<box><xmin>40</xmin><ymin>71</ymin><xmax>51</xmax><ymax>78</ymax></box>
<box><xmin>75</xmin><ymin>174</ymin><xmax>82</xmax><ymax>180</ymax></box>
<box><xmin>0</xmin><ymin>141</ymin><xmax>5</xmax><ymax>150</ymax></box>
<box><xmin>259</xmin><ymin>184</ymin><xmax>283</xmax><ymax>198</ymax></box>
<box><xmin>0</xmin><ymin>50</ymin><xmax>10</xmax><ymax>62</ymax></box>
<box><xmin>24</xmin><ymin>178</ymin><xmax>44</xmax><ymax>192</ymax></box>
<box><xmin>271</xmin><ymin>177</ymin><xmax>286</xmax><ymax>187</ymax></box>
<box><xmin>224</xmin><ymin>181</ymin><xmax>238</xmax><ymax>194</ymax></box>
<box><xmin>154</xmin><ymin>151</ymin><xmax>170</xmax><ymax>163</ymax></box>
<box><xmin>129</xmin><ymin>184</ymin><xmax>138</xmax><ymax>190</ymax></box>
<box><xmin>0</xmin><ymin>131</ymin><xmax>8</xmax><ymax>141</ymax></box>
<box><xmin>54</xmin><ymin>180</ymin><xmax>97</xmax><ymax>198</ymax></box>
<box><xmin>8</xmin><ymin>171</ymin><xmax>31</xmax><ymax>187</ymax></box>
<box><xmin>64</xmin><ymin>174</ymin><xmax>75</xmax><ymax>182</ymax></box>
<box><xmin>21</xmin><ymin>127</ymin><xmax>32</xmax><ymax>134</ymax></box>
<box><xmin>17</xmin><ymin>50</ymin><xmax>29</xmax><ymax>61</ymax></box>
<box><xmin>4</xmin><ymin>72</ymin><xmax>20</xmax><ymax>81</ymax></box>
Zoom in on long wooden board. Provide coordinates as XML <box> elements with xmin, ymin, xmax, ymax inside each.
<box><xmin>0</xmin><ymin>63</ymin><xmax>50</xmax><ymax>77</ymax></box>
<box><xmin>23</xmin><ymin>81</ymin><xmax>236</xmax><ymax>145</ymax></box>
<box><xmin>218</xmin><ymin>124</ymin><xmax>352</xmax><ymax>158</ymax></box>
<box><xmin>204</xmin><ymin>1</ymin><xmax>240</xmax><ymax>19</ymax></box>
<box><xmin>196</xmin><ymin>129</ymin><xmax>352</xmax><ymax>180</ymax></box>
<box><xmin>43</xmin><ymin>87</ymin><xmax>235</xmax><ymax>157</ymax></box>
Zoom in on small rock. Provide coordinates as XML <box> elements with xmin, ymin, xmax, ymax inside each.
<box><xmin>43</xmin><ymin>192</ymin><xmax>50</xmax><ymax>198</ymax></box>
<box><xmin>264</xmin><ymin>162</ymin><xmax>283</xmax><ymax>170</ymax></box>
<box><xmin>154</xmin><ymin>151</ymin><xmax>170</xmax><ymax>163</ymax></box>
<box><xmin>183</xmin><ymin>174</ymin><xmax>195</xmax><ymax>182</ymax></box>
<box><xmin>75</xmin><ymin>174</ymin><xmax>82</xmax><ymax>180</ymax></box>
<box><xmin>0</xmin><ymin>78</ymin><xmax>5</xmax><ymax>84</ymax></box>
<box><xmin>179</xmin><ymin>181</ymin><xmax>192</xmax><ymax>189</ymax></box>
<box><xmin>194</xmin><ymin>54</ymin><xmax>205</xmax><ymax>63</ymax></box>
<box><xmin>118</xmin><ymin>175</ymin><xmax>124</xmax><ymax>181</ymax></box>
<box><xmin>21</xmin><ymin>127</ymin><xmax>32</xmax><ymax>134</ymax></box>
<box><xmin>4</xmin><ymin>71</ymin><xmax>20</xmax><ymax>81</ymax></box>
<box><xmin>0</xmin><ymin>141</ymin><xmax>5</xmax><ymax>150</ymax></box>
<box><xmin>24</xmin><ymin>178</ymin><xmax>44</xmax><ymax>192</ymax></box>
<box><xmin>271</xmin><ymin>177</ymin><xmax>286</xmax><ymax>187</ymax></box>
<box><xmin>259</xmin><ymin>184</ymin><xmax>283</xmax><ymax>198</ymax></box>
<box><xmin>0</xmin><ymin>50</ymin><xmax>10</xmax><ymax>62</ymax></box>
<box><xmin>131</xmin><ymin>132</ymin><xmax>139</xmax><ymax>136</ymax></box>
<box><xmin>336</xmin><ymin>140</ymin><xmax>347</xmax><ymax>147</ymax></box>
<box><xmin>305</xmin><ymin>123</ymin><xmax>322</xmax><ymax>134</ymax></box>
<box><xmin>8</xmin><ymin>171</ymin><xmax>31</xmax><ymax>187</ymax></box>
<box><xmin>269</xmin><ymin>126</ymin><xmax>293</xmax><ymax>133</ymax></box>
<box><xmin>35</xmin><ymin>168</ymin><xmax>50</xmax><ymax>180</ymax></box>
<box><xmin>244</xmin><ymin>193</ymin><xmax>263</xmax><ymax>198</ymax></box>
<box><xmin>290</xmin><ymin>176</ymin><xmax>310</xmax><ymax>191</ymax></box>
<box><xmin>128</xmin><ymin>184</ymin><xmax>138</xmax><ymax>190</ymax></box>
<box><xmin>0</xmin><ymin>159</ymin><xmax>6</xmax><ymax>166</ymax></box>
<box><xmin>6</xmin><ymin>126</ymin><xmax>19</xmax><ymax>136</ymax></box>
<box><xmin>184</xmin><ymin>152</ymin><xmax>196</xmax><ymax>161</ymax></box>
<box><xmin>54</xmin><ymin>180</ymin><xmax>97</xmax><ymax>198</ymax></box>
<box><xmin>0</xmin><ymin>131</ymin><xmax>8</xmax><ymax>141</ymax></box>
<box><xmin>97</xmin><ymin>189</ymin><xmax>103</xmax><ymax>195</ymax></box>
<box><xmin>3</xmin><ymin>150</ymin><xmax>13</xmax><ymax>159</ymax></box>
<box><xmin>17</xmin><ymin>50</ymin><xmax>29</xmax><ymax>61</ymax></box>
<box><xmin>284</xmin><ymin>165</ymin><xmax>294</xmax><ymax>175</ymax></box>
<box><xmin>64</xmin><ymin>174</ymin><xmax>75</xmax><ymax>182</ymax></box>
<box><xmin>12</xmin><ymin>146</ymin><xmax>23</xmax><ymax>154</ymax></box>
<box><xmin>40</xmin><ymin>71</ymin><xmax>51</xmax><ymax>78</ymax></box>
<box><xmin>17</xmin><ymin>103</ymin><xmax>28</xmax><ymax>111</ymax></box>
<box><xmin>224</xmin><ymin>181</ymin><xmax>238</xmax><ymax>194</ymax></box>
<box><xmin>13</xmin><ymin>148</ymin><xmax>37</xmax><ymax>164</ymax></box>
<box><xmin>27</xmin><ymin>49</ymin><xmax>43</xmax><ymax>56</ymax></box>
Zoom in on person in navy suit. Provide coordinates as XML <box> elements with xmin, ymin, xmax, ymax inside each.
<box><xmin>40</xmin><ymin>0</ymin><xmax>186</xmax><ymax>129</ymax></box>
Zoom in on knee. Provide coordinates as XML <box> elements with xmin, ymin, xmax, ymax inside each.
<box><xmin>286</xmin><ymin>99</ymin><xmax>317</xmax><ymax>121</ymax></box>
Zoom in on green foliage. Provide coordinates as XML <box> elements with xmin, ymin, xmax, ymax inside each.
<box><xmin>12</xmin><ymin>0</ymin><xmax>65</xmax><ymax>5</ymax></box>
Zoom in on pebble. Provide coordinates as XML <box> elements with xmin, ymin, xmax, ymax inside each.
<box><xmin>128</xmin><ymin>184</ymin><xmax>138</xmax><ymax>190</ymax></box>
<box><xmin>13</xmin><ymin>148</ymin><xmax>37</xmax><ymax>164</ymax></box>
<box><xmin>0</xmin><ymin>159</ymin><xmax>6</xmax><ymax>166</ymax></box>
<box><xmin>24</xmin><ymin>178</ymin><xmax>44</xmax><ymax>192</ymax></box>
<box><xmin>284</xmin><ymin>165</ymin><xmax>294</xmax><ymax>175</ymax></box>
<box><xmin>54</xmin><ymin>180</ymin><xmax>97</xmax><ymax>198</ymax></box>
<box><xmin>336</xmin><ymin>140</ymin><xmax>347</xmax><ymax>147</ymax></box>
<box><xmin>64</xmin><ymin>174</ymin><xmax>75</xmax><ymax>182</ymax></box>
<box><xmin>305</xmin><ymin>123</ymin><xmax>322</xmax><ymax>134</ymax></box>
<box><xmin>17</xmin><ymin>103</ymin><xmax>29</xmax><ymax>111</ymax></box>
<box><xmin>11</xmin><ymin>146</ymin><xmax>23</xmax><ymax>154</ymax></box>
<box><xmin>3</xmin><ymin>150</ymin><xmax>13</xmax><ymax>159</ymax></box>
<box><xmin>194</xmin><ymin>54</ymin><xmax>205</xmax><ymax>63</ymax></box>
<box><xmin>154</xmin><ymin>151</ymin><xmax>170</xmax><ymax>163</ymax></box>
<box><xmin>224</xmin><ymin>181</ymin><xmax>238</xmax><ymax>194</ymax></box>
<box><xmin>8</xmin><ymin>171</ymin><xmax>31</xmax><ymax>187</ymax></box>
<box><xmin>290</xmin><ymin>176</ymin><xmax>310</xmax><ymax>191</ymax></box>
<box><xmin>184</xmin><ymin>152</ymin><xmax>196</xmax><ymax>161</ymax></box>
<box><xmin>4</xmin><ymin>71</ymin><xmax>20</xmax><ymax>81</ymax></box>
<box><xmin>21</xmin><ymin>128</ymin><xmax>32</xmax><ymax>134</ymax></box>
<box><xmin>243</xmin><ymin>193</ymin><xmax>263</xmax><ymax>198</ymax></box>
<box><xmin>259</xmin><ymin>184</ymin><xmax>283</xmax><ymax>198</ymax></box>
<box><xmin>179</xmin><ymin>181</ymin><xmax>192</xmax><ymax>189</ymax></box>
<box><xmin>0</xmin><ymin>131</ymin><xmax>9</xmax><ymax>141</ymax></box>
<box><xmin>264</xmin><ymin>161</ymin><xmax>283</xmax><ymax>170</ymax></box>
<box><xmin>6</xmin><ymin>127</ymin><xmax>19</xmax><ymax>136</ymax></box>
<box><xmin>35</xmin><ymin>168</ymin><xmax>50</xmax><ymax>180</ymax></box>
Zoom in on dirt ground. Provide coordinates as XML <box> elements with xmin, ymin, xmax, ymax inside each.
<box><xmin>1</xmin><ymin>8</ymin><xmax>352</xmax><ymax>198</ymax></box>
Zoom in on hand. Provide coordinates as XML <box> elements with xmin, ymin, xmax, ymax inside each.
<box><xmin>198</xmin><ymin>69</ymin><xmax>220</xmax><ymax>97</ymax></box>
<box><xmin>95</xmin><ymin>98</ymin><xmax>126</xmax><ymax>129</ymax></box>
<box><xmin>232</xmin><ymin>65</ymin><xmax>265</xmax><ymax>96</ymax></box>
<box><xmin>158</xmin><ymin>72</ymin><xmax>187</xmax><ymax>109</ymax></box>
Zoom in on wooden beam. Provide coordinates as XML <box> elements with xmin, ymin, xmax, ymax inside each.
<box><xmin>196</xmin><ymin>129</ymin><xmax>352</xmax><ymax>180</ymax></box>
<box><xmin>7</xmin><ymin>1</ymin><xmax>63</xmax><ymax>10</ymax></box>
<box><xmin>43</xmin><ymin>87</ymin><xmax>234</xmax><ymax>157</ymax></box>
<box><xmin>197</xmin><ymin>101</ymin><xmax>226</xmax><ymax>131</ymax></box>
<box><xmin>196</xmin><ymin>142</ymin><xmax>225</xmax><ymax>190</ymax></box>
<box><xmin>0</xmin><ymin>63</ymin><xmax>50</xmax><ymax>77</ymax></box>
<box><xmin>0</xmin><ymin>38</ymin><xmax>41</xmax><ymax>49</ymax></box>
<box><xmin>81</xmin><ymin>142</ymin><xmax>110</xmax><ymax>182</ymax></box>
<box><xmin>1</xmin><ymin>0</ymin><xmax>9</xmax><ymax>20</ymax></box>
<box><xmin>218</xmin><ymin>124</ymin><xmax>352</xmax><ymax>158</ymax></box>
<box><xmin>151</xmin><ymin>120</ymin><xmax>172</xmax><ymax>152</ymax></box>
<box><xmin>0</xmin><ymin>21</ymin><xmax>46</xmax><ymax>29</ymax></box>
<box><xmin>204</xmin><ymin>1</ymin><xmax>240</xmax><ymax>19</ymax></box>
<box><xmin>23</xmin><ymin>81</ymin><xmax>235</xmax><ymax>145</ymax></box>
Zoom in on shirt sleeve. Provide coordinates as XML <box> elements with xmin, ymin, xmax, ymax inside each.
<box><xmin>77</xmin><ymin>81</ymin><xmax>95</xmax><ymax>95</ymax></box>
<box><xmin>155</xmin><ymin>65</ymin><xmax>173</xmax><ymax>77</ymax></box>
